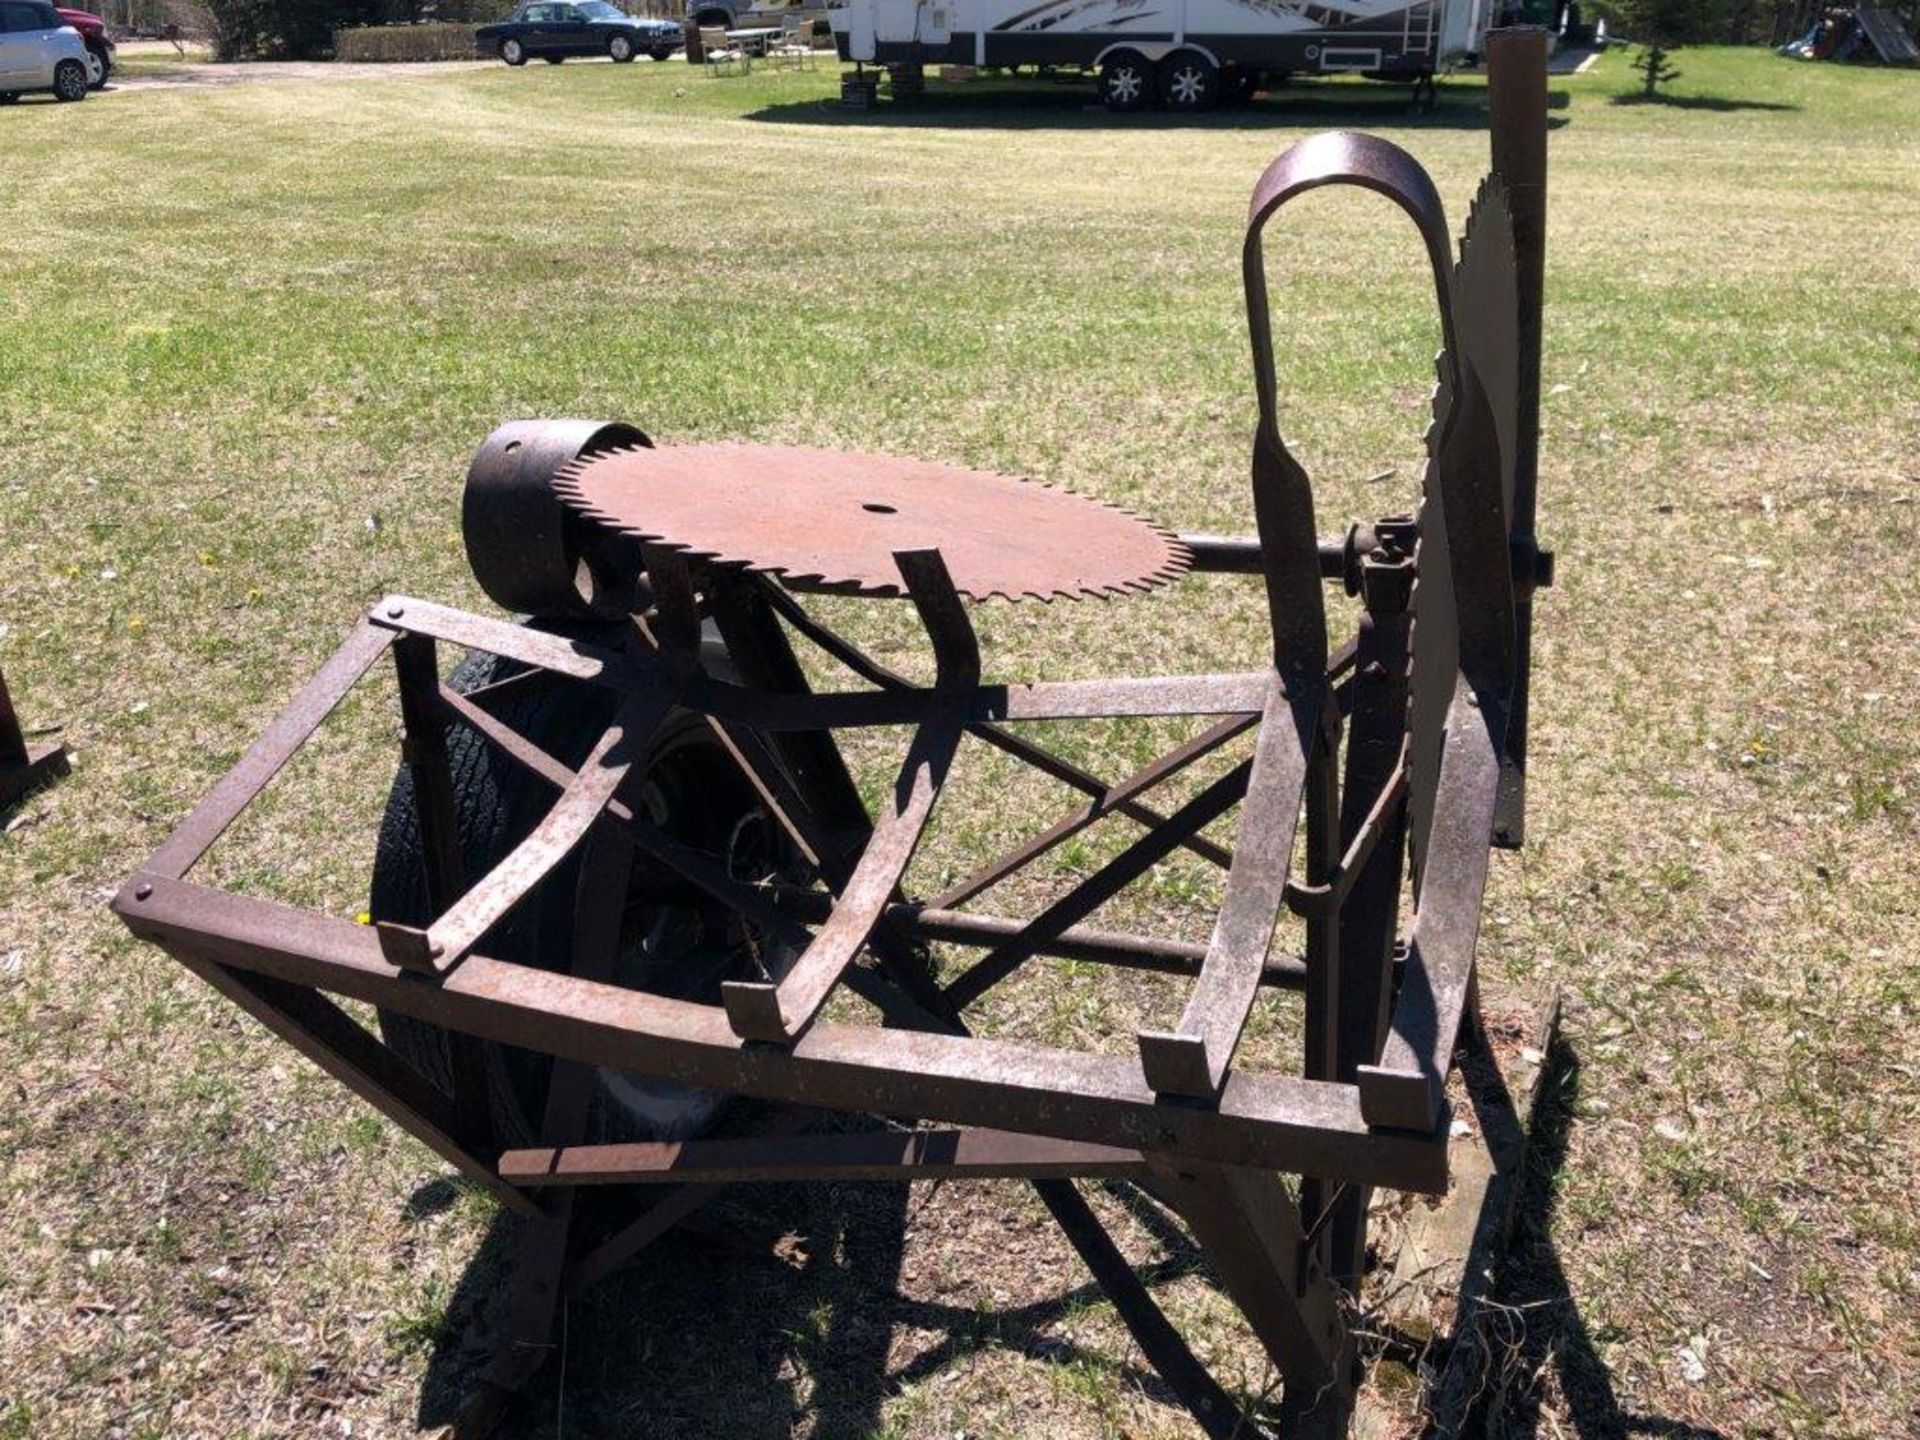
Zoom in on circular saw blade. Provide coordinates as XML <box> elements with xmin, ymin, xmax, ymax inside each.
<box><xmin>1409</xmin><ymin>177</ymin><xmax>1520</xmax><ymax>880</ymax></box>
<box><xmin>1451</xmin><ymin>178</ymin><xmax>1520</xmax><ymax>518</ymax></box>
<box><xmin>552</xmin><ymin>443</ymin><xmax>1190</xmax><ymax>603</ymax></box>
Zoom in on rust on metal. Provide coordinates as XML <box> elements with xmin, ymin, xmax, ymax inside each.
<box><xmin>553</xmin><ymin>442</ymin><xmax>1191</xmax><ymax>602</ymax></box>
<box><xmin>108</xmin><ymin>30</ymin><xmax>1556</xmax><ymax>1440</ymax></box>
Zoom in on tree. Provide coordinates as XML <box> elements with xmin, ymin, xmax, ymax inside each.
<box><xmin>1603</xmin><ymin>0</ymin><xmax>1729</xmax><ymax>95</ymax></box>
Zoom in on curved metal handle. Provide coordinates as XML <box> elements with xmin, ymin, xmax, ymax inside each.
<box><xmin>1243</xmin><ymin>131</ymin><xmax>1459</xmax><ymax>441</ymax></box>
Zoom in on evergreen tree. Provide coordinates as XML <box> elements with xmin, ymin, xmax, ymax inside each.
<box><xmin>1604</xmin><ymin>0</ymin><xmax>1729</xmax><ymax>95</ymax></box>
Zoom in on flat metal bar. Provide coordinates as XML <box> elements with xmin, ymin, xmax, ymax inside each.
<box><xmin>372</xmin><ymin>595</ymin><xmax>631</xmax><ymax>689</ymax></box>
<box><xmin>1360</xmin><ymin>683</ymin><xmax>1501</xmax><ymax>1131</ymax></box>
<box><xmin>564</xmin><ymin>1108</ymin><xmax>819</xmax><ymax>1295</ymax></box>
<box><xmin>115</xmin><ymin>875</ymin><xmax>1449</xmax><ymax>1193</ymax></box>
<box><xmin>457</xmin><ymin>664</ymin><xmax>560</xmax><ymax>713</ymax></box>
<box><xmin>169</xmin><ymin>950</ymin><xmax>539</xmax><ymax>1218</ymax></box>
<box><xmin>437</xmin><ymin>683</ymin><xmax>810</xmax><ymax>948</ymax></box>
<box><xmin>1148</xmin><ymin>1158</ymin><xmax>1352</xmax><ymax>1426</ymax></box>
<box><xmin>721</xmin><ymin>713</ymin><xmax>959</xmax><ymax>1040</ymax></box>
<box><xmin>942</xmin><ymin>759</ymin><xmax>1254</xmax><ymax>1012</ymax></box>
<box><xmin>722</xmin><ymin>549</ymin><xmax>974</xmax><ymax>1042</ymax></box>
<box><xmin>146</xmin><ymin>617</ymin><xmax>396</xmax><ymax>880</ymax></box>
<box><xmin>930</xmin><ymin>713</ymin><xmax>1257</xmax><ymax>912</ymax></box>
<box><xmin>1331</xmin><ymin>751</ymin><xmax>1407</xmax><ymax>901</ymax></box>
<box><xmin>1032</xmin><ymin>1181</ymin><xmax>1245</xmax><ymax>1439</ymax></box>
<box><xmin>763</xmin><ymin>586</ymin><xmax>1234</xmax><ymax>870</ymax></box>
<box><xmin>706</xmin><ymin>572</ymin><xmax>873</xmax><ymax>844</ymax></box>
<box><xmin>403</xmin><ymin>687</ymin><xmax>674</xmax><ymax>973</ymax></box>
<box><xmin>1138</xmin><ymin>681</ymin><xmax>1320</xmax><ymax>1098</ymax></box>
<box><xmin>500</xmin><ymin>1127</ymin><xmax>1147</xmax><ymax>1187</ymax></box>
<box><xmin>1488</xmin><ymin>27</ymin><xmax>1550</xmax><ymax>849</ymax></box>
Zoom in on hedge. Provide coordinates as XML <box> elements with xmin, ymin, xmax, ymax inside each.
<box><xmin>334</xmin><ymin>21</ymin><xmax>485</xmax><ymax>60</ymax></box>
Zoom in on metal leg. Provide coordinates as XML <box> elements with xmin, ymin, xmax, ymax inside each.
<box><xmin>1149</xmin><ymin>1159</ymin><xmax>1355</xmax><ymax>1438</ymax></box>
<box><xmin>466</xmin><ymin>813</ymin><xmax>635</xmax><ymax>1421</ymax></box>
<box><xmin>1325</xmin><ymin>544</ymin><xmax>1415</xmax><ymax>1288</ymax></box>
<box><xmin>0</xmin><ymin>664</ymin><xmax>68</xmax><ymax>810</ymax></box>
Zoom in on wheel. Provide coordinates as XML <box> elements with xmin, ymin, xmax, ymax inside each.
<box><xmin>499</xmin><ymin>37</ymin><xmax>526</xmax><ymax>65</ymax></box>
<box><xmin>608</xmin><ymin>32</ymin><xmax>635</xmax><ymax>61</ymax></box>
<box><xmin>52</xmin><ymin>59</ymin><xmax>87</xmax><ymax>102</ymax></box>
<box><xmin>1159</xmin><ymin>49</ymin><xmax>1218</xmax><ymax>112</ymax></box>
<box><xmin>545</xmin><ymin>54</ymin><xmax>565</xmax><ymax>63</ymax></box>
<box><xmin>649</xmin><ymin>46</ymin><xmax>673</xmax><ymax>61</ymax></box>
<box><xmin>83</xmin><ymin>48</ymin><xmax>106</xmax><ymax>88</ymax></box>
<box><xmin>1222</xmin><ymin>66</ymin><xmax>1260</xmax><ymax>104</ymax></box>
<box><xmin>371</xmin><ymin>623</ymin><xmax>808</xmax><ymax>1150</ymax></box>
<box><xmin>1097</xmin><ymin>50</ymin><xmax>1153</xmax><ymax>113</ymax></box>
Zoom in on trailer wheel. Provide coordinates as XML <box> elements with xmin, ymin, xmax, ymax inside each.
<box><xmin>371</xmin><ymin>622</ymin><xmax>807</xmax><ymax>1151</ymax></box>
<box><xmin>1159</xmin><ymin>50</ymin><xmax>1218</xmax><ymax>112</ymax></box>
<box><xmin>1098</xmin><ymin>50</ymin><xmax>1153</xmax><ymax>112</ymax></box>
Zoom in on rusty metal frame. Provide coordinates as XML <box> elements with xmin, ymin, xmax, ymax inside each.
<box><xmin>110</xmin><ymin>31</ymin><xmax>1554</xmax><ymax>1439</ymax></box>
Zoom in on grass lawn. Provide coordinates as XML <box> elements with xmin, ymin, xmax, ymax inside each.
<box><xmin>3</xmin><ymin>42</ymin><xmax>1917</xmax><ymax>1440</ymax></box>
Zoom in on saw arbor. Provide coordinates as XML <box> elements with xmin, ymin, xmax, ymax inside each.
<box><xmin>114</xmin><ymin>33</ymin><xmax>1555</xmax><ymax>1438</ymax></box>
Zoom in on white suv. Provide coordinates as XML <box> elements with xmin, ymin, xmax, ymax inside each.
<box><xmin>0</xmin><ymin>0</ymin><xmax>90</xmax><ymax>104</ymax></box>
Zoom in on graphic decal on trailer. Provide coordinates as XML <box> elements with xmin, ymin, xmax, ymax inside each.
<box><xmin>990</xmin><ymin>0</ymin><xmax>1428</xmax><ymax>31</ymax></box>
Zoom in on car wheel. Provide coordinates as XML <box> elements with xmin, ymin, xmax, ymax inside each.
<box><xmin>83</xmin><ymin>49</ymin><xmax>105</xmax><ymax>88</ymax></box>
<box><xmin>608</xmin><ymin>32</ymin><xmax>635</xmax><ymax>61</ymax></box>
<box><xmin>1098</xmin><ymin>50</ymin><xmax>1153</xmax><ymax>113</ymax></box>
<box><xmin>649</xmin><ymin>46</ymin><xmax>673</xmax><ymax>62</ymax></box>
<box><xmin>500</xmin><ymin>37</ymin><xmax>526</xmax><ymax>64</ymax></box>
<box><xmin>1159</xmin><ymin>49</ymin><xmax>1218</xmax><ymax>112</ymax></box>
<box><xmin>371</xmin><ymin>624</ymin><xmax>808</xmax><ymax>1151</ymax></box>
<box><xmin>53</xmin><ymin>59</ymin><xmax>88</xmax><ymax>102</ymax></box>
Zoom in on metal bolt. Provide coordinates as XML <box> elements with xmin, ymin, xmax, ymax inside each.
<box><xmin>387</xmin><ymin>604</ymin><xmax>405</xmax><ymax>620</ymax></box>
<box><xmin>134</xmin><ymin>883</ymin><xmax>152</xmax><ymax>901</ymax></box>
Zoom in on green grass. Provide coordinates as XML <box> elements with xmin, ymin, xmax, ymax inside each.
<box><xmin>3</xmin><ymin>44</ymin><xmax>1918</xmax><ymax>1438</ymax></box>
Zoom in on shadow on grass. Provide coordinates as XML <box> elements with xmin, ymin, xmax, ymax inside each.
<box><xmin>746</xmin><ymin>79</ymin><xmax>1574</xmax><ymax>132</ymax></box>
<box><xmin>1608</xmin><ymin>92</ymin><xmax>1799</xmax><ymax>112</ymax></box>
<box><xmin>408</xmin><ymin>1130</ymin><xmax>1243</xmax><ymax>1439</ymax></box>
<box><xmin>405</xmin><ymin>1032</ymin><xmax>1710</xmax><ymax>1438</ymax></box>
<box><xmin>1468</xmin><ymin>1033</ymin><xmax>1730</xmax><ymax>1439</ymax></box>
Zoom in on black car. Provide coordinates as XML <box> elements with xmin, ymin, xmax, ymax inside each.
<box><xmin>476</xmin><ymin>0</ymin><xmax>683</xmax><ymax>66</ymax></box>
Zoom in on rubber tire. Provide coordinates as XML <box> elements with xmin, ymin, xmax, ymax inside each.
<box><xmin>83</xmin><ymin>48</ymin><xmax>105</xmax><ymax>88</ymax></box>
<box><xmin>371</xmin><ymin>621</ymin><xmax>796</xmax><ymax>1152</ymax></box>
<box><xmin>1098</xmin><ymin>50</ymin><xmax>1153</xmax><ymax>113</ymax></box>
<box><xmin>649</xmin><ymin>46</ymin><xmax>674</xmax><ymax>61</ymax></box>
<box><xmin>500</xmin><ymin>37</ymin><xmax>526</xmax><ymax>65</ymax></box>
<box><xmin>1159</xmin><ymin>49</ymin><xmax>1218</xmax><ymax>112</ymax></box>
<box><xmin>52</xmin><ymin>59</ymin><xmax>87</xmax><ymax>102</ymax></box>
<box><xmin>609</xmin><ymin>33</ymin><xmax>635</xmax><ymax>61</ymax></box>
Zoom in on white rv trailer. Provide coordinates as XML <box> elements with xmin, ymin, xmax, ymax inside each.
<box><xmin>829</xmin><ymin>0</ymin><xmax>1494</xmax><ymax>110</ymax></box>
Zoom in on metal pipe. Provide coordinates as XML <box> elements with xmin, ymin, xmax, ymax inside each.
<box><xmin>764</xmin><ymin>884</ymin><xmax>1309</xmax><ymax>990</ymax></box>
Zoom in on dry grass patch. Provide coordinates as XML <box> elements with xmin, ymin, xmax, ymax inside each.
<box><xmin>2</xmin><ymin>45</ymin><xmax>1916</xmax><ymax>1438</ymax></box>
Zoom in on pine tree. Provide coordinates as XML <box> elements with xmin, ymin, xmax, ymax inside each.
<box><xmin>1604</xmin><ymin>0</ymin><xmax>1728</xmax><ymax>95</ymax></box>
